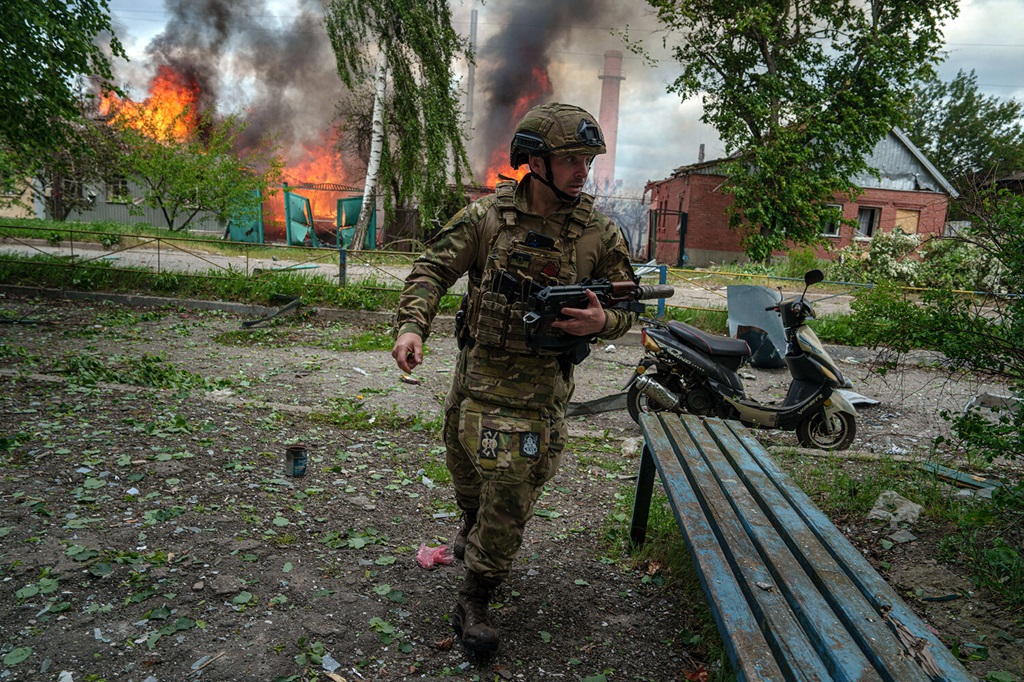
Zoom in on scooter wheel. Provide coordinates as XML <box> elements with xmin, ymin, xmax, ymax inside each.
<box><xmin>797</xmin><ymin>411</ymin><xmax>856</xmax><ymax>450</ymax></box>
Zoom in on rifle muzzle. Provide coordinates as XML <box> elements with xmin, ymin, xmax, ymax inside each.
<box><xmin>635</xmin><ymin>284</ymin><xmax>675</xmax><ymax>300</ymax></box>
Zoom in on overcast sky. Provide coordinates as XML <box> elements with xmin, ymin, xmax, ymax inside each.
<box><xmin>106</xmin><ymin>0</ymin><xmax>1024</xmax><ymax>192</ymax></box>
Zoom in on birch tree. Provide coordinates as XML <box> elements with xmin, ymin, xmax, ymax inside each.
<box><xmin>324</xmin><ymin>0</ymin><xmax>471</xmax><ymax>249</ymax></box>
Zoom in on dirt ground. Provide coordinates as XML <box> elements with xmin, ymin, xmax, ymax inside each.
<box><xmin>0</xmin><ymin>291</ymin><xmax>1022</xmax><ymax>682</ymax></box>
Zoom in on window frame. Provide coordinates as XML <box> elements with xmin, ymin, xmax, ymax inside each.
<box><xmin>820</xmin><ymin>203</ymin><xmax>843</xmax><ymax>238</ymax></box>
<box><xmin>855</xmin><ymin>206</ymin><xmax>880</xmax><ymax>239</ymax></box>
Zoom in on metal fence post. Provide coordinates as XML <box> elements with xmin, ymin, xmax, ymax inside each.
<box><xmin>659</xmin><ymin>264</ymin><xmax>667</xmax><ymax>319</ymax></box>
<box><xmin>338</xmin><ymin>248</ymin><xmax>347</xmax><ymax>285</ymax></box>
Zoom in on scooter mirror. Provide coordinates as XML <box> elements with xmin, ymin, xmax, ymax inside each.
<box><xmin>805</xmin><ymin>269</ymin><xmax>824</xmax><ymax>286</ymax></box>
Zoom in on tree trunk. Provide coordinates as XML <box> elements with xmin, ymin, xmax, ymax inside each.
<box><xmin>352</xmin><ymin>51</ymin><xmax>387</xmax><ymax>251</ymax></box>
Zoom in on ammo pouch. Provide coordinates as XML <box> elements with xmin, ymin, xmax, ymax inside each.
<box><xmin>458</xmin><ymin>398</ymin><xmax>552</xmax><ymax>485</ymax></box>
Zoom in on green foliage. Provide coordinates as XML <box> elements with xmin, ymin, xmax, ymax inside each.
<box><xmin>902</xmin><ymin>69</ymin><xmax>1024</xmax><ymax>190</ymax></box>
<box><xmin>824</xmin><ymin>230</ymin><xmax>921</xmax><ymax>284</ymax></box>
<box><xmin>0</xmin><ymin>1</ymin><xmax>126</xmax><ymax>169</ymax></box>
<box><xmin>59</xmin><ymin>352</ymin><xmax>232</xmax><ymax>391</ymax></box>
<box><xmin>937</xmin><ymin>485</ymin><xmax>1024</xmax><ymax>609</ymax></box>
<box><xmin>847</xmin><ymin>188</ymin><xmax>1023</xmax><ymax>463</ymax></box>
<box><xmin>324</xmin><ymin>0</ymin><xmax>471</xmax><ymax>241</ymax></box>
<box><xmin>640</xmin><ymin>0</ymin><xmax>958</xmax><ymax>261</ymax></box>
<box><xmin>917</xmin><ymin>237</ymin><xmax>1007</xmax><ymax>293</ymax></box>
<box><xmin>781</xmin><ymin>247</ymin><xmax>822</xmax><ymax>280</ymax></box>
<box><xmin>110</xmin><ymin>110</ymin><xmax>283</xmax><ymax>231</ymax></box>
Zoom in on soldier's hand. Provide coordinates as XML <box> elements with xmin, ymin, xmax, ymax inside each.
<box><xmin>392</xmin><ymin>332</ymin><xmax>423</xmax><ymax>373</ymax></box>
<box><xmin>551</xmin><ymin>289</ymin><xmax>607</xmax><ymax>337</ymax></box>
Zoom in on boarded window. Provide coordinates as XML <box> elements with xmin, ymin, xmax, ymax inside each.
<box><xmin>895</xmin><ymin>209</ymin><xmax>920</xmax><ymax>235</ymax></box>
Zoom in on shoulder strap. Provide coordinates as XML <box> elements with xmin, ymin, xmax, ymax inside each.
<box><xmin>564</xmin><ymin>192</ymin><xmax>596</xmax><ymax>242</ymax></box>
<box><xmin>495</xmin><ymin>179</ymin><xmax>518</xmax><ymax>227</ymax></box>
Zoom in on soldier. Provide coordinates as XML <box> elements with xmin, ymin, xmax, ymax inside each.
<box><xmin>391</xmin><ymin>103</ymin><xmax>637</xmax><ymax>654</ymax></box>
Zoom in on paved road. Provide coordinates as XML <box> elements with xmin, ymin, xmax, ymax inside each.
<box><xmin>1</xmin><ymin>237</ymin><xmax>856</xmax><ymax>315</ymax></box>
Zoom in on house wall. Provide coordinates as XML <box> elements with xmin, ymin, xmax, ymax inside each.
<box><xmin>647</xmin><ymin>172</ymin><xmax>950</xmax><ymax>267</ymax></box>
<box><xmin>64</xmin><ymin>179</ymin><xmax>227</xmax><ymax>233</ymax></box>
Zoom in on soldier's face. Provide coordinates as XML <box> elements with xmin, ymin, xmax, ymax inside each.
<box><xmin>531</xmin><ymin>154</ymin><xmax>594</xmax><ymax>198</ymax></box>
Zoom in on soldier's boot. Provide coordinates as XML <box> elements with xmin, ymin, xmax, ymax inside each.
<box><xmin>452</xmin><ymin>570</ymin><xmax>500</xmax><ymax>654</ymax></box>
<box><xmin>453</xmin><ymin>505</ymin><xmax>478</xmax><ymax>561</ymax></box>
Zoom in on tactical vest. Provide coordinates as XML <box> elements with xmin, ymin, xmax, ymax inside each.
<box><xmin>467</xmin><ymin>179</ymin><xmax>596</xmax><ymax>355</ymax></box>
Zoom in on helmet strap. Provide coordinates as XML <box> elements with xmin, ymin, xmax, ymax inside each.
<box><xmin>528</xmin><ymin>159</ymin><xmax>581</xmax><ymax>206</ymax></box>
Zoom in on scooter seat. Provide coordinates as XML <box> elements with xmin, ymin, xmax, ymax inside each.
<box><xmin>667</xmin><ymin>321</ymin><xmax>751</xmax><ymax>358</ymax></box>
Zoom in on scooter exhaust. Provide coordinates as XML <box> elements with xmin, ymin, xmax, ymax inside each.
<box><xmin>633</xmin><ymin>374</ymin><xmax>681</xmax><ymax>411</ymax></box>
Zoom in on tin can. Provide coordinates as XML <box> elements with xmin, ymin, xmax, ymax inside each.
<box><xmin>284</xmin><ymin>444</ymin><xmax>308</xmax><ymax>477</ymax></box>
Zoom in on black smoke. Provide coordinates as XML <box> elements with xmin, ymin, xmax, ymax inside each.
<box><xmin>136</xmin><ymin>0</ymin><xmax>343</xmax><ymax>164</ymax></box>
<box><xmin>468</xmin><ymin>0</ymin><xmax>630</xmax><ymax>180</ymax></box>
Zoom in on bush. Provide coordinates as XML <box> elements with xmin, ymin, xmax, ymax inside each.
<box><xmin>916</xmin><ymin>236</ymin><xmax>1007</xmax><ymax>293</ymax></box>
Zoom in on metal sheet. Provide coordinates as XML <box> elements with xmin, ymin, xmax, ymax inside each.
<box><xmin>727</xmin><ymin>285</ymin><xmax>786</xmax><ymax>369</ymax></box>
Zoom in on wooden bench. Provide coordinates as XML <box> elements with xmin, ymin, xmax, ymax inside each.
<box><xmin>630</xmin><ymin>413</ymin><xmax>973</xmax><ymax>681</ymax></box>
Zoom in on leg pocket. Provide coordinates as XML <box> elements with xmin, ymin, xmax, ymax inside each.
<box><xmin>458</xmin><ymin>398</ymin><xmax>550</xmax><ymax>485</ymax></box>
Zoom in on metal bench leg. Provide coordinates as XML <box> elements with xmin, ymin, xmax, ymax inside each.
<box><xmin>629</xmin><ymin>443</ymin><xmax>657</xmax><ymax>548</ymax></box>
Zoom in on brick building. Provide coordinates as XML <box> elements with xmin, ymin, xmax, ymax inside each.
<box><xmin>643</xmin><ymin>128</ymin><xmax>957</xmax><ymax>267</ymax></box>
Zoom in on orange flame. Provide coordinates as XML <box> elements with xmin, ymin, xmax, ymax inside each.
<box><xmin>264</xmin><ymin>131</ymin><xmax>355</xmax><ymax>233</ymax></box>
<box><xmin>481</xmin><ymin>66</ymin><xmax>552</xmax><ymax>188</ymax></box>
<box><xmin>100</xmin><ymin>65</ymin><xmax>200</xmax><ymax>142</ymax></box>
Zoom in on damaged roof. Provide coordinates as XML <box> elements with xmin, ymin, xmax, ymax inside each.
<box><xmin>661</xmin><ymin>128</ymin><xmax>958</xmax><ymax>198</ymax></box>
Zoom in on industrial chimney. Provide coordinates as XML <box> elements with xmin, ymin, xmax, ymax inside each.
<box><xmin>592</xmin><ymin>50</ymin><xmax>624</xmax><ymax>193</ymax></box>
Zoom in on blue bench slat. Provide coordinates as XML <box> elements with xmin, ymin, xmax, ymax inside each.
<box><xmin>697</xmin><ymin>418</ymin><xmax>931</xmax><ymax>682</ymax></box>
<box><xmin>667</xmin><ymin>416</ymin><xmax>878</xmax><ymax>682</ymax></box>
<box><xmin>633</xmin><ymin>413</ymin><xmax>975</xmax><ymax>682</ymax></box>
<box><xmin>722</xmin><ymin>420</ymin><xmax>974</xmax><ymax>681</ymax></box>
<box><xmin>637</xmin><ymin>416</ymin><xmax>790</xmax><ymax>681</ymax></box>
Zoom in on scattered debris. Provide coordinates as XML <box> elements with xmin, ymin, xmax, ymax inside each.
<box><xmin>756</xmin><ymin>581</ymin><xmax>774</xmax><ymax>591</ymax></box>
<box><xmin>836</xmin><ymin>388</ymin><xmax>880</xmax><ymax>407</ymax></box>
<box><xmin>241</xmin><ymin>296</ymin><xmax>301</xmax><ymax>328</ymax></box>
<box><xmin>400</xmin><ymin>374</ymin><xmax>420</xmax><ymax>385</ymax></box>
<box><xmin>566</xmin><ymin>392</ymin><xmax>627</xmax><ymax>416</ymax></box>
<box><xmin>868</xmin><ymin>490</ymin><xmax>923</xmax><ymax>529</ymax></box>
<box><xmin>919</xmin><ymin>462</ymin><xmax>1002</xmax><ymax>490</ymax></box>
<box><xmin>965</xmin><ymin>392</ymin><xmax>1022</xmax><ymax>414</ymax></box>
<box><xmin>888</xmin><ymin>529</ymin><xmax>917</xmax><ymax>544</ymax></box>
<box><xmin>620</xmin><ymin>437</ymin><xmax>643</xmax><ymax>457</ymax></box>
<box><xmin>416</xmin><ymin>544</ymin><xmax>453</xmax><ymax>569</ymax></box>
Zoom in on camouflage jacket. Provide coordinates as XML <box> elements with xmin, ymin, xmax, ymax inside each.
<box><xmin>395</xmin><ymin>175</ymin><xmax>636</xmax><ymax>345</ymax></box>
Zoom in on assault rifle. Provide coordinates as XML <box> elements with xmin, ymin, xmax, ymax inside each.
<box><xmin>523</xmin><ymin>278</ymin><xmax>675</xmax><ymax>364</ymax></box>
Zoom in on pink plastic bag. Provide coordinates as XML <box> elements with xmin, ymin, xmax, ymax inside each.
<box><xmin>416</xmin><ymin>543</ymin><xmax>453</xmax><ymax>569</ymax></box>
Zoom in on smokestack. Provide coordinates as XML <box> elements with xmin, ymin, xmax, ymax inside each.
<box><xmin>593</xmin><ymin>50</ymin><xmax>624</xmax><ymax>193</ymax></box>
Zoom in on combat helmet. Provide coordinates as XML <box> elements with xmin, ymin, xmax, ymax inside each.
<box><xmin>509</xmin><ymin>103</ymin><xmax>606</xmax><ymax>169</ymax></box>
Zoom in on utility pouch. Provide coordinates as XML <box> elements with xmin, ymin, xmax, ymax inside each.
<box><xmin>505</xmin><ymin>300</ymin><xmax>531</xmax><ymax>353</ymax></box>
<box><xmin>458</xmin><ymin>398</ymin><xmax>550</xmax><ymax>485</ymax></box>
<box><xmin>473</xmin><ymin>291</ymin><xmax>508</xmax><ymax>348</ymax></box>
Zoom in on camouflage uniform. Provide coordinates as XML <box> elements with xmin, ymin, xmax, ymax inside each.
<box><xmin>395</xmin><ymin>174</ymin><xmax>636</xmax><ymax>582</ymax></box>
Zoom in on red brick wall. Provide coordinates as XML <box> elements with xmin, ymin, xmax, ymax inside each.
<box><xmin>647</xmin><ymin>172</ymin><xmax>950</xmax><ymax>267</ymax></box>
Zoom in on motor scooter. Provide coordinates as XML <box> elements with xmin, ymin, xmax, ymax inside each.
<box><xmin>624</xmin><ymin>269</ymin><xmax>857</xmax><ymax>449</ymax></box>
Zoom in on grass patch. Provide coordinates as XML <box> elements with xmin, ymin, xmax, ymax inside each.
<box><xmin>311</xmin><ymin>397</ymin><xmax>442</xmax><ymax>433</ymax></box>
<box><xmin>322</xmin><ymin>328</ymin><xmax>395</xmax><ymax>352</ymax></box>
<box><xmin>59</xmin><ymin>352</ymin><xmax>232</xmax><ymax>391</ymax></box>
<box><xmin>0</xmin><ymin>253</ymin><xmax>461</xmax><ymax>313</ymax></box>
<box><xmin>777</xmin><ymin>450</ymin><xmax>1024</xmax><ymax>610</ymax></box>
<box><xmin>601</xmin><ymin>485</ymin><xmax>731</xmax><ymax>679</ymax></box>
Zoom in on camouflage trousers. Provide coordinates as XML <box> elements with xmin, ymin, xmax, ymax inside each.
<box><xmin>443</xmin><ymin>345</ymin><xmax>573</xmax><ymax>582</ymax></box>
